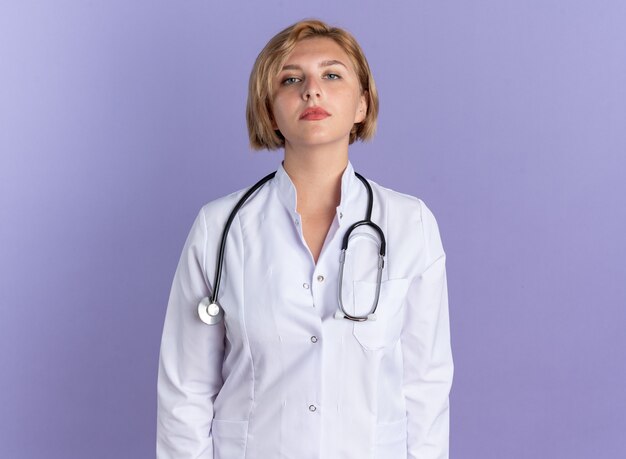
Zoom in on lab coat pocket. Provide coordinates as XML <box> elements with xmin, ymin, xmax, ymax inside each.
<box><xmin>374</xmin><ymin>417</ymin><xmax>408</xmax><ymax>459</ymax></box>
<box><xmin>211</xmin><ymin>419</ymin><xmax>248</xmax><ymax>459</ymax></box>
<box><xmin>352</xmin><ymin>278</ymin><xmax>410</xmax><ymax>351</ymax></box>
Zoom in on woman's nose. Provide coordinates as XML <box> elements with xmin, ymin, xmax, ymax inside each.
<box><xmin>301</xmin><ymin>78</ymin><xmax>321</xmax><ymax>101</ymax></box>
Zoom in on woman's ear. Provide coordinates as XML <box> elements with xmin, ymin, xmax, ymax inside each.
<box><xmin>356</xmin><ymin>90</ymin><xmax>368</xmax><ymax>123</ymax></box>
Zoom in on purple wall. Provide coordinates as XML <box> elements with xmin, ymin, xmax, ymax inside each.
<box><xmin>1</xmin><ymin>1</ymin><xmax>625</xmax><ymax>457</ymax></box>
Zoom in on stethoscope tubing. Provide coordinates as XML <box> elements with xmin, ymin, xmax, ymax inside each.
<box><xmin>199</xmin><ymin>169</ymin><xmax>386</xmax><ymax>325</ymax></box>
<box><xmin>211</xmin><ymin>171</ymin><xmax>276</xmax><ymax>306</ymax></box>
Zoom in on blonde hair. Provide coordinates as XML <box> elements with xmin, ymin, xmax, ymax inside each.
<box><xmin>246</xmin><ymin>19</ymin><xmax>379</xmax><ymax>150</ymax></box>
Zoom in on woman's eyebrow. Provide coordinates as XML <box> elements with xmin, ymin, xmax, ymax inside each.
<box><xmin>280</xmin><ymin>60</ymin><xmax>348</xmax><ymax>71</ymax></box>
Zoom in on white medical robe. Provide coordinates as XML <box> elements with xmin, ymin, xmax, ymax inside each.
<box><xmin>157</xmin><ymin>160</ymin><xmax>453</xmax><ymax>458</ymax></box>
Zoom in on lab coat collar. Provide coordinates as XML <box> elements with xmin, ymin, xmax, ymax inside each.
<box><xmin>273</xmin><ymin>160</ymin><xmax>358</xmax><ymax>226</ymax></box>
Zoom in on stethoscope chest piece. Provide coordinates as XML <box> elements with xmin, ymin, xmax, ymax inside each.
<box><xmin>197</xmin><ymin>297</ymin><xmax>224</xmax><ymax>325</ymax></box>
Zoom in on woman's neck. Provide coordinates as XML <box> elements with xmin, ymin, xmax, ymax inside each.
<box><xmin>282</xmin><ymin>143</ymin><xmax>349</xmax><ymax>264</ymax></box>
<box><xmin>282</xmin><ymin>142</ymin><xmax>349</xmax><ymax>214</ymax></box>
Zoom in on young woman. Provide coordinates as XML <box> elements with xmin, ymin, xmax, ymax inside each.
<box><xmin>157</xmin><ymin>19</ymin><xmax>453</xmax><ymax>459</ymax></box>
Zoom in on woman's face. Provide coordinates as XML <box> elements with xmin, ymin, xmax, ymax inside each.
<box><xmin>271</xmin><ymin>37</ymin><xmax>367</xmax><ymax>150</ymax></box>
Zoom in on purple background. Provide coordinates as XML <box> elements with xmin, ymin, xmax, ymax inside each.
<box><xmin>1</xmin><ymin>1</ymin><xmax>625</xmax><ymax>457</ymax></box>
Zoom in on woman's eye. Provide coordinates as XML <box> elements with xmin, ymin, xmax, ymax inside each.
<box><xmin>282</xmin><ymin>77</ymin><xmax>301</xmax><ymax>85</ymax></box>
<box><xmin>325</xmin><ymin>73</ymin><xmax>341</xmax><ymax>80</ymax></box>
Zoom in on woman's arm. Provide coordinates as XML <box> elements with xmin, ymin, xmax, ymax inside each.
<box><xmin>401</xmin><ymin>201</ymin><xmax>454</xmax><ymax>459</ymax></box>
<box><xmin>157</xmin><ymin>208</ymin><xmax>225</xmax><ymax>459</ymax></box>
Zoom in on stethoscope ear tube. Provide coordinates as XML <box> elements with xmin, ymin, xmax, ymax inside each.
<box><xmin>335</xmin><ymin>175</ymin><xmax>387</xmax><ymax>322</ymax></box>
<box><xmin>336</xmin><ymin>248</ymin><xmax>385</xmax><ymax>322</ymax></box>
<box><xmin>340</xmin><ymin>220</ymin><xmax>386</xmax><ymax>257</ymax></box>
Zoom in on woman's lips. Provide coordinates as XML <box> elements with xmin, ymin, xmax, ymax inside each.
<box><xmin>300</xmin><ymin>107</ymin><xmax>330</xmax><ymax>120</ymax></box>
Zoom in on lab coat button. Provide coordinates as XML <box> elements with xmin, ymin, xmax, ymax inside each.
<box><xmin>310</xmin><ymin>336</ymin><xmax>318</xmax><ymax>343</ymax></box>
<box><xmin>303</xmin><ymin>283</ymin><xmax>310</xmax><ymax>289</ymax></box>
<box><xmin>317</xmin><ymin>275</ymin><xmax>325</xmax><ymax>282</ymax></box>
<box><xmin>308</xmin><ymin>404</ymin><xmax>317</xmax><ymax>412</ymax></box>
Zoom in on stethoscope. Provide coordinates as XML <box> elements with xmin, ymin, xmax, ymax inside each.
<box><xmin>197</xmin><ymin>170</ymin><xmax>386</xmax><ymax>325</ymax></box>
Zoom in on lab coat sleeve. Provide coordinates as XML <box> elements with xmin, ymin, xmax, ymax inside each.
<box><xmin>157</xmin><ymin>207</ymin><xmax>225</xmax><ymax>458</ymax></box>
<box><xmin>402</xmin><ymin>200</ymin><xmax>454</xmax><ymax>459</ymax></box>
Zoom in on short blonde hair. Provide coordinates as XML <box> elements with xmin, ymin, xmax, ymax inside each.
<box><xmin>246</xmin><ymin>19</ymin><xmax>379</xmax><ymax>151</ymax></box>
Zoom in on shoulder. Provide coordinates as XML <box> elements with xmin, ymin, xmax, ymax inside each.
<box><xmin>367</xmin><ymin>177</ymin><xmax>446</xmax><ymax>262</ymax></box>
<box><xmin>179</xmin><ymin>186</ymin><xmax>251</xmax><ymax>246</ymax></box>
<box><xmin>198</xmin><ymin>187</ymin><xmax>249</xmax><ymax>224</ymax></box>
<box><xmin>366</xmin><ymin>177</ymin><xmax>438</xmax><ymax>226</ymax></box>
